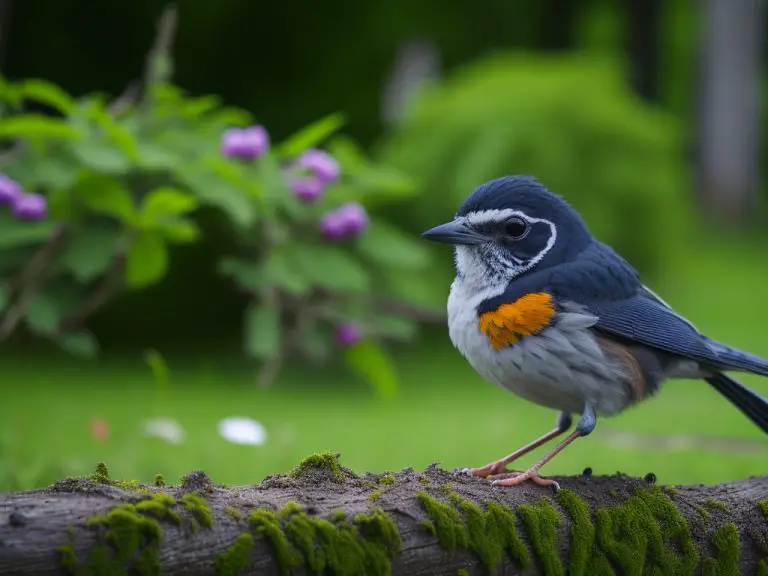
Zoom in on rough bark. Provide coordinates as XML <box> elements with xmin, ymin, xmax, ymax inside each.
<box><xmin>1</xmin><ymin>458</ymin><xmax>767</xmax><ymax>575</ymax></box>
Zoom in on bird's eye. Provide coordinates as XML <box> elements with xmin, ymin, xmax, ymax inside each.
<box><xmin>504</xmin><ymin>217</ymin><xmax>529</xmax><ymax>240</ymax></box>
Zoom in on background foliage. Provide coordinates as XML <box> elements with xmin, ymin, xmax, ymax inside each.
<box><xmin>2</xmin><ymin>0</ymin><xmax>768</xmax><ymax>492</ymax></box>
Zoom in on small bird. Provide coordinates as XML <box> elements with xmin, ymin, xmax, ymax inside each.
<box><xmin>422</xmin><ymin>175</ymin><xmax>768</xmax><ymax>489</ymax></box>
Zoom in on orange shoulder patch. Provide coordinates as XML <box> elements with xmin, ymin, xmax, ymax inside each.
<box><xmin>478</xmin><ymin>292</ymin><xmax>556</xmax><ymax>351</ymax></box>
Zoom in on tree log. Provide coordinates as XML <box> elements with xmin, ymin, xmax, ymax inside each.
<box><xmin>1</xmin><ymin>456</ymin><xmax>767</xmax><ymax>575</ymax></box>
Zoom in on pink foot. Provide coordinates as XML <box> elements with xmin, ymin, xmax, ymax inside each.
<box><xmin>457</xmin><ymin>460</ymin><xmax>513</xmax><ymax>479</ymax></box>
<box><xmin>490</xmin><ymin>467</ymin><xmax>560</xmax><ymax>490</ymax></box>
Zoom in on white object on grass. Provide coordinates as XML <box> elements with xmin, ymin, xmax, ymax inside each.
<box><xmin>218</xmin><ymin>417</ymin><xmax>268</xmax><ymax>446</ymax></box>
<box><xmin>143</xmin><ymin>417</ymin><xmax>186</xmax><ymax>445</ymax></box>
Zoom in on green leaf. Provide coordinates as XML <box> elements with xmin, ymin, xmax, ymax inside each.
<box><xmin>218</xmin><ymin>257</ymin><xmax>264</xmax><ymax>292</ymax></box>
<box><xmin>344</xmin><ymin>341</ymin><xmax>399</xmax><ymax>398</ymax></box>
<box><xmin>70</xmin><ymin>139</ymin><xmax>131</xmax><ymax>174</ymax></box>
<box><xmin>161</xmin><ymin>219</ymin><xmax>200</xmax><ymax>244</ymax></box>
<box><xmin>177</xmin><ymin>164</ymin><xmax>257</xmax><ymax>229</ymax></box>
<box><xmin>276</xmin><ymin>113</ymin><xmax>346</xmax><ymax>158</ymax></box>
<box><xmin>26</xmin><ymin>293</ymin><xmax>62</xmax><ymax>335</ymax></box>
<box><xmin>144</xmin><ymin>348</ymin><xmax>171</xmax><ymax>390</ymax></box>
<box><xmin>356</xmin><ymin>219</ymin><xmax>431</xmax><ymax>269</ymax></box>
<box><xmin>0</xmin><ymin>114</ymin><xmax>82</xmax><ymax>140</ymax></box>
<box><xmin>125</xmin><ymin>233</ymin><xmax>168</xmax><ymax>289</ymax></box>
<box><xmin>58</xmin><ymin>331</ymin><xmax>99</xmax><ymax>358</ymax></box>
<box><xmin>58</xmin><ymin>226</ymin><xmax>123</xmax><ymax>283</ymax></box>
<box><xmin>327</xmin><ymin>135</ymin><xmax>369</xmax><ymax>173</ymax></box>
<box><xmin>136</xmin><ymin>143</ymin><xmax>180</xmax><ymax>171</ymax></box>
<box><xmin>73</xmin><ymin>173</ymin><xmax>137</xmax><ymax>224</ymax></box>
<box><xmin>141</xmin><ymin>187</ymin><xmax>199</xmax><ymax>223</ymax></box>
<box><xmin>86</xmin><ymin>105</ymin><xmax>139</xmax><ymax>161</ymax></box>
<box><xmin>17</xmin><ymin>79</ymin><xmax>77</xmax><ymax>114</ymax></box>
<box><xmin>263</xmin><ymin>251</ymin><xmax>310</xmax><ymax>295</ymax></box>
<box><xmin>289</xmin><ymin>244</ymin><xmax>370</xmax><ymax>292</ymax></box>
<box><xmin>244</xmin><ymin>304</ymin><xmax>281</xmax><ymax>360</ymax></box>
<box><xmin>0</xmin><ymin>212</ymin><xmax>56</xmax><ymax>250</ymax></box>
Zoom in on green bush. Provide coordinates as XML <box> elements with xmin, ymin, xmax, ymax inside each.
<box><xmin>0</xmin><ymin>58</ymin><xmax>433</xmax><ymax>395</ymax></box>
<box><xmin>375</xmin><ymin>52</ymin><xmax>691</xmax><ymax>277</ymax></box>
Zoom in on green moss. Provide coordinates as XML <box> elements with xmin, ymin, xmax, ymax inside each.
<box><xmin>250</xmin><ymin>509</ymin><xmax>302</xmax><ymax>575</ymax></box>
<box><xmin>225</xmin><ymin>507</ymin><xmax>243</xmax><ymax>521</ymax></box>
<box><xmin>758</xmin><ymin>500</ymin><xmax>768</xmax><ymax>520</ymax></box>
<box><xmin>705</xmin><ymin>499</ymin><xmax>728</xmax><ymax>512</ymax></box>
<box><xmin>86</xmin><ymin>462</ymin><xmax>147</xmax><ymax>493</ymax></box>
<box><xmin>330</xmin><ymin>508</ymin><xmax>346</xmax><ymax>523</ymax></box>
<box><xmin>695</xmin><ymin>504</ymin><xmax>712</xmax><ymax>520</ymax></box>
<box><xmin>153</xmin><ymin>474</ymin><xmax>165</xmax><ymax>487</ymax></box>
<box><xmin>664</xmin><ymin>485</ymin><xmax>678</xmax><ymax>495</ymax></box>
<box><xmin>135</xmin><ymin>493</ymin><xmax>181</xmax><ymax>524</ymax></box>
<box><xmin>757</xmin><ymin>559</ymin><xmax>768</xmax><ymax>576</ymax></box>
<box><xmin>518</xmin><ymin>499</ymin><xmax>564</xmax><ymax>576</ymax></box>
<box><xmin>113</xmin><ymin>479</ymin><xmax>142</xmax><ymax>491</ymax></box>
<box><xmin>701</xmin><ymin>523</ymin><xmax>740</xmax><ymax>576</ymax></box>
<box><xmin>80</xmin><ymin>503</ymin><xmax>164</xmax><ymax>574</ymax></box>
<box><xmin>417</xmin><ymin>475</ymin><xmax>429</xmax><ymax>485</ymax></box>
<box><xmin>417</xmin><ymin>492</ymin><xmax>469</xmax><ymax>550</ymax></box>
<box><xmin>91</xmin><ymin>462</ymin><xmax>110</xmax><ymax>483</ymax></box>
<box><xmin>215</xmin><ymin>533</ymin><xmax>254</xmax><ymax>576</ymax></box>
<box><xmin>181</xmin><ymin>492</ymin><xmax>213</xmax><ymax>528</ymax></box>
<box><xmin>355</xmin><ymin>508</ymin><xmax>403</xmax><ymax>574</ymax></box>
<box><xmin>607</xmin><ymin>488</ymin><xmax>620</xmax><ymax>498</ymax></box>
<box><xmin>417</xmin><ymin>491</ymin><xmax>531</xmax><ymax>572</ymax></box>
<box><xmin>378</xmin><ymin>474</ymin><xmax>395</xmax><ymax>485</ymax></box>
<box><xmin>290</xmin><ymin>452</ymin><xmax>344</xmax><ymax>482</ymax></box>
<box><xmin>556</xmin><ymin>488</ymin><xmax>596</xmax><ymax>576</ymax></box>
<box><xmin>439</xmin><ymin>483</ymin><xmax>452</xmax><ymax>496</ymax></box>
<box><xmin>57</xmin><ymin>542</ymin><xmax>78</xmax><ymax>572</ymax></box>
<box><xmin>250</xmin><ymin>501</ymin><xmax>401</xmax><ymax>576</ymax></box>
<box><xmin>369</xmin><ymin>489</ymin><xmax>383</xmax><ymax>502</ymax></box>
<box><xmin>419</xmin><ymin>519</ymin><xmax>436</xmax><ymax>536</ymax></box>
<box><xmin>457</xmin><ymin>569</ymin><xmax>470</xmax><ymax>576</ymax></box>
<box><xmin>595</xmin><ymin>486</ymin><xmax>699</xmax><ymax>576</ymax></box>
<box><xmin>462</xmin><ymin>499</ymin><xmax>531</xmax><ymax>571</ymax></box>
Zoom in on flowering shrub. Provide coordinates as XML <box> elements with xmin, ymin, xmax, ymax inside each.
<box><xmin>0</xmin><ymin>41</ymin><xmax>433</xmax><ymax>394</ymax></box>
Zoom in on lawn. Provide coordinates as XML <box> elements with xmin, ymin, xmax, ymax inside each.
<box><xmin>2</xmin><ymin>235</ymin><xmax>767</xmax><ymax>492</ymax></box>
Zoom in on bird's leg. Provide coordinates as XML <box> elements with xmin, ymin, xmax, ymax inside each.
<box><xmin>492</xmin><ymin>404</ymin><xmax>597</xmax><ymax>490</ymax></box>
<box><xmin>459</xmin><ymin>412</ymin><xmax>572</xmax><ymax>478</ymax></box>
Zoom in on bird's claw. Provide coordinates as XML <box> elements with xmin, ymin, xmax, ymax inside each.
<box><xmin>455</xmin><ymin>461</ymin><xmax>511</xmax><ymax>479</ymax></box>
<box><xmin>490</xmin><ymin>468</ymin><xmax>560</xmax><ymax>492</ymax></box>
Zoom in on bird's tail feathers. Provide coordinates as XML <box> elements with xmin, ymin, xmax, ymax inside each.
<box><xmin>704</xmin><ymin>337</ymin><xmax>768</xmax><ymax>377</ymax></box>
<box><xmin>705</xmin><ymin>372</ymin><xmax>768</xmax><ymax>434</ymax></box>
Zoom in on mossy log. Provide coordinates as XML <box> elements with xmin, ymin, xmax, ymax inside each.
<box><xmin>1</xmin><ymin>455</ymin><xmax>767</xmax><ymax>575</ymax></box>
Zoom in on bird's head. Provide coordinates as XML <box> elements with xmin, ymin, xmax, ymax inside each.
<box><xmin>422</xmin><ymin>176</ymin><xmax>592</xmax><ymax>285</ymax></box>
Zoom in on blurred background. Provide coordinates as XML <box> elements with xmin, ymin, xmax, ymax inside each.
<box><xmin>1</xmin><ymin>0</ymin><xmax>767</xmax><ymax>492</ymax></box>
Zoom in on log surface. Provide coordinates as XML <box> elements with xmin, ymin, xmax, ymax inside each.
<box><xmin>1</xmin><ymin>460</ymin><xmax>767</xmax><ymax>575</ymax></box>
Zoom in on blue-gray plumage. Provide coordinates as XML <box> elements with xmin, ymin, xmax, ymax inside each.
<box><xmin>422</xmin><ymin>175</ymin><xmax>768</xmax><ymax>489</ymax></box>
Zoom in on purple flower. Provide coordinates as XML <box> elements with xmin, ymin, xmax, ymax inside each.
<box><xmin>221</xmin><ymin>125</ymin><xmax>270</xmax><ymax>160</ymax></box>
<box><xmin>297</xmin><ymin>149</ymin><xmax>340</xmax><ymax>185</ymax></box>
<box><xmin>335</xmin><ymin>323</ymin><xmax>362</xmax><ymax>347</ymax></box>
<box><xmin>12</xmin><ymin>193</ymin><xmax>47</xmax><ymax>221</ymax></box>
<box><xmin>335</xmin><ymin>202</ymin><xmax>369</xmax><ymax>235</ymax></box>
<box><xmin>290</xmin><ymin>177</ymin><xmax>324</xmax><ymax>203</ymax></box>
<box><xmin>320</xmin><ymin>211</ymin><xmax>348</xmax><ymax>240</ymax></box>
<box><xmin>319</xmin><ymin>202</ymin><xmax>369</xmax><ymax>240</ymax></box>
<box><xmin>0</xmin><ymin>173</ymin><xmax>22</xmax><ymax>205</ymax></box>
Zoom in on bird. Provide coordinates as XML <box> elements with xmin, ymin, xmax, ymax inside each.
<box><xmin>421</xmin><ymin>175</ymin><xmax>768</xmax><ymax>490</ymax></box>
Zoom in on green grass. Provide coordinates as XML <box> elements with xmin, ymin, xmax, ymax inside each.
<box><xmin>2</xmin><ymin>234</ymin><xmax>768</xmax><ymax>491</ymax></box>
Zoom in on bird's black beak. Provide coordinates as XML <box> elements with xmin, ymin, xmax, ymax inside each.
<box><xmin>421</xmin><ymin>219</ymin><xmax>488</xmax><ymax>245</ymax></box>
